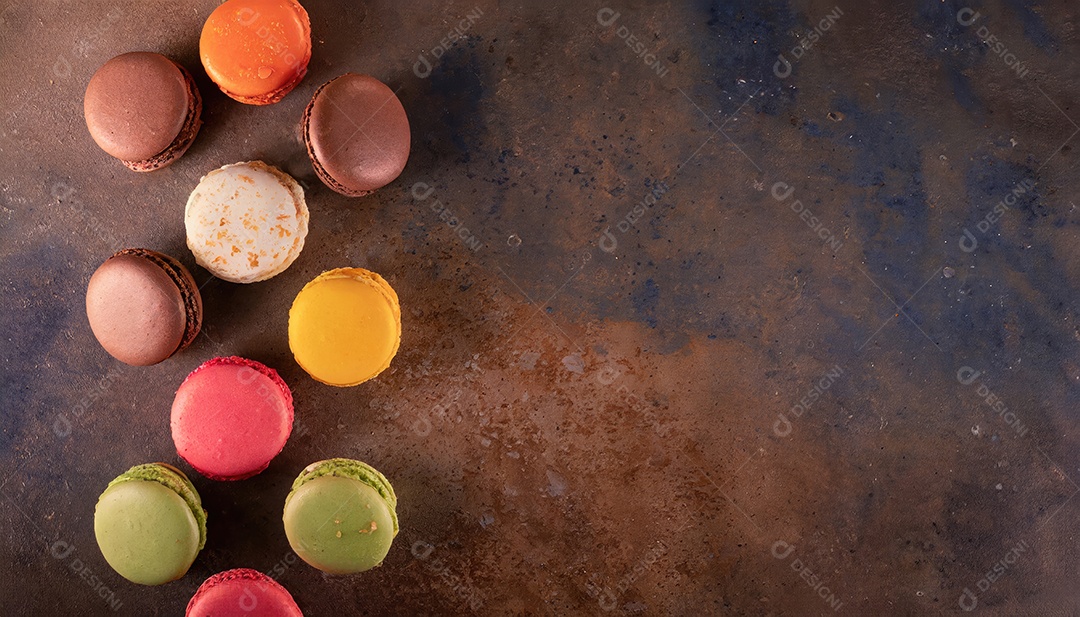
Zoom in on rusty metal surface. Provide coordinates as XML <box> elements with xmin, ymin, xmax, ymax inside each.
<box><xmin>2</xmin><ymin>0</ymin><xmax>1079</xmax><ymax>615</ymax></box>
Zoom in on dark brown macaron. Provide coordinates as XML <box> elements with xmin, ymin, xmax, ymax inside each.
<box><xmin>302</xmin><ymin>74</ymin><xmax>410</xmax><ymax>197</ymax></box>
<box><xmin>84</xmin><ymin>52</ymin><xmax>203</xmax><ymax>172</ymax></box>
<box><xmin>86</xmin><ymin>249</ymin><xmax>203</xmax><ymax>366</ymax></box>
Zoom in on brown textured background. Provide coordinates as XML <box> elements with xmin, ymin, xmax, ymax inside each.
<box><xmin>2</xmin><ymin>0</ymin><xmax>1080</xmax><ymax>615</ymax></box>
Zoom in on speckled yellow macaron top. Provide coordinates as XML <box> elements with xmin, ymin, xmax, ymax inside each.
<box><xmin>288</xmin><ymin>268</ymin><xmax>401</xmax><ymax>387</ymax></box>
<box><xmin>185</xmin><ymin>160</ymin><xmax>308</xmax><ymax>283</ymax></box>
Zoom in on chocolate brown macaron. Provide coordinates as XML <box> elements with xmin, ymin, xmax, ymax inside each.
<box><xmin>86</xmin><ymin>249</ymin><xmax>203</xmax><ymax>366</ymax></box>
<box><xmin>84</xmin><ymin>52</ymin><xmax>203</xmax><ymax>172</ymax></box>
<box><xmin>302</xmin><ymin>74</ymin><xmax>410</xmax><ymax>197</ymax></box>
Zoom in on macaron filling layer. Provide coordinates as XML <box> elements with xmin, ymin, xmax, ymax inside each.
<box><xmin>301</xmin><ymin>78</ymin><xmax>356</xmax><ymax>196</ymax></box>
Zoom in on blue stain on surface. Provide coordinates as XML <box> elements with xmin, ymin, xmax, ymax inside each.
<box><xmin>947</xmin><ymin>155</ymin><xmax>1080</xmax><ymax>406</ymax></box>
<box><xmin>945</xmin><ymin>63</ymin><xmax>981</xmax><ymax>112</ymax></box>
<box><xmin>801</xmin><ymin>120</ymin><xmax>825</xmax><ymax>137</ymax></box>
<box><xmin>801</xmin><ymin>273</ymin><xmax>875</xmax><ymax>356</ymax></box>
<box><xmin>418</xmin><ymin>38</ymin><xmax>489</xmax><ymax>163</ymax></box>
<box><xmin>828</xmin><ymin>98</ymin><xmax>932</xmax><ymax>299</ymax></box>
<box><xmin>876</xmin><ymin>191</ymin><xmax>928</xmax><ymax>253</ymax></box>
<box><xmin>951</xmin><ymin>266</ymin><xmax>1074</xmax><ymax>409</ymax></box>
<box><xmin>832</xmin><ymin>97</ymin><xmax>923</xmax><ymax>189</ymax></box>
<box><xmin>631</xmin><ymin>278</ymin><xmax>661</xmax><ymax>329</ymax></box>
<box><xmin>915</xmin><ymin>0</ymin><xmax>983</xmax><ymax>52</ymax></box>
<box><xmin>401</xmin><ymin>219</ymin><xmax>432</xmax><ymax>251</ymax></box>
<box><xmin>698</xmin><ymin>0</ymin><xmax>799</xmax><ymax>116</ymax></box>
<box><xmin>851</xmin><ymin>196</ymin><xmax>893</xmax><ymax>268</ymax></box>
<box><xmin>963</xmin><ymin>156</ymin><xmax>1039</xmax><ymax>223</ymax></box>
<box><xmin>0</xmin><ymin>243</ymin><xmax>77</xmax><ymax>452</ymax></box>
<box><xmin>1003</xmin><ymin>0</ymin><xmax>1057</xmax><ymax>52</ymax></box>
<box><xmin>914</xmin><ymin>0</ymin><xmax>986</xmax><ymax>113</ymax></box>
<box><xmin>953</xmin><ymin>276</ymin><xmax>1012</xmax><ymax>353</ymax></box>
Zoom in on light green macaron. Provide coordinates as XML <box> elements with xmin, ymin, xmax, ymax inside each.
<box><xmin>283</xmin><ymin>458</ymin><xmax>398</xmax><ymax>574</ymax></box>
<box><xmin>94</xmin><ymin>463</ymin><xmax>206</xmax><ymax>585</ymax></box>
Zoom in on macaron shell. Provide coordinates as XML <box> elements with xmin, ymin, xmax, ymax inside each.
<box><xmin>94</xmin><ymin>480</ymin><xmax>201</xmax><ymax>585</ymax></box>
<box><xmin>172</xmin><ymin>357</ymin><xmax>294</xmax><ymax>481</ymax></box>
<box><xmin>304</xmin><ymin>74</ymin><xmax>410</xmax><ymax>196</ymax></box>
<box><xmin>86</xmin><ymin>252</ymin><xmax>188</xmax><ymax>366</ymax></box>
<box><xmin>186</xmin><ymin>568</ymin><xmax>303</xmax><ymax>617</ymax></box>
<box><xmin>185</xmin><ymin>161</ymin><xmax>308</xmax><ymax>283</ymax></box>
<box><xmin>200</xmin><ymin>0</ymin><xmax>311</xmax><ymax>103</ymax></box>
<box><xmin>84</xmin><ymin>52</ymin><xmax>191</xmax><ymax>162</ymax></box>
<box><xmin>283</xmin><ymin>475</ymin><xmax>396</xmax><ymax>574</ymax></box>
<box><xmin>288</xmin><ymin>268</ymin><xmax>401</xmax><ymax>386</ymax></box>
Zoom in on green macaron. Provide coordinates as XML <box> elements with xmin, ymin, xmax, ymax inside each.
<box><xmin>94</xmin><ymin>463</ymin><xmax>207</xmax><ymax>585</ymax></box>
<box><xmin>283</xmin><ymin>458</ymin><xmax>398</xmax><ymax>574</ymax></box>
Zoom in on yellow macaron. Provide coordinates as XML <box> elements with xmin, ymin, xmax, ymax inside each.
<box><xmin>288</xmin><ymin>268</ymin><xmax>401</xmax><ymax>386</ymax></box>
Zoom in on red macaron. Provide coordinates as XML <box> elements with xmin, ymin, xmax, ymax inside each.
<box><xmin>171</xmin><ymin>357</ymin><xmax>294</xmax><ymax>481</ymax></box>
<box><xmin>187</xmin><ymin>568</ymin><xmax>303</xmax><ymax>616</ymax></box>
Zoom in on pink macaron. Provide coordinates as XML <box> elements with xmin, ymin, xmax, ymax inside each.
<box><xmin>171</xmin><ymin>356</ymin><xmax>294</xmax><ymax>481</ymax></box>
<box><xmin>187</xmin><ymin>568</ymin><xmax>303</xmax><ymax>616</ymax></box>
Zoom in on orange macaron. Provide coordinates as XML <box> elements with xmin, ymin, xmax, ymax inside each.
<box><xmin>199</xmin><ymin>0</ymin><xmax>312</xmax><ymax>105</ymax></box>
